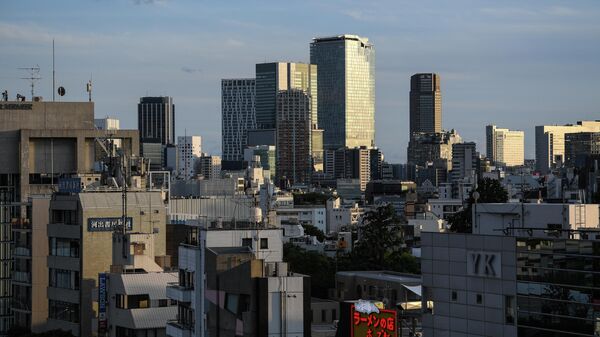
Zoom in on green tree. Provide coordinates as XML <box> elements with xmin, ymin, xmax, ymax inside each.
<box><xmin>448</xmin><ymin>178</ymin><xmax>509</xmax><ymax>233</ymax></box>
<box><xmin>302</xmin><ymin>224</ymin><xmax>325</xmax><ymax>242</ymax></box>
<box><xmin>283</xmin><ymin>243</ymin><xmax>335</xmax><ymax>298</ymax></box>
<box><xmin>352</xmin><ymin>204</ymin><xmax>406</xmax><ymax>270</ymax></box>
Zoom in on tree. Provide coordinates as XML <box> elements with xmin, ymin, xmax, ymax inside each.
<box><xmin>302</xmin><ymin>224</ymin><xmax>325</xmax><ymax>242</ymax></box>
<box><xmin>352</xmin><ymin>204</ymin><xmax>406</xmax><ymax>270</ymax></box>
<box><xmin>449</xmin><ymin>178</ymin><xmax>509</xmax><ymax>233</ymax></box>
<box><xmin>283</xmin><ymin>243</ymin><xmax>335</xmax><ymax>298</ymax></box>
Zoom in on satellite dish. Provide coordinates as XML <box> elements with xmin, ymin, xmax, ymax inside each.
<box><xmin>58</xmin><ymin>86</ymin><xmax>65</xmax><ymax>96</ymax></box>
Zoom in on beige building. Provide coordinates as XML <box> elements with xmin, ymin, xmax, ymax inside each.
<box><xmin>0</xmin><ymin>100</ymin><xmax>139</xmax><ymax>335</ymax></box>
<box><xmin>45</xmin><ymin>190</ymin><xmax>166</xmax><ymax>337</ymax></box>
<box><xmin>535</xmin><ymin>120</ymin><xmax>600</xmax><ymax>173</ymax></box>
<box><xmin>486</xmin><ymin>125</ymin><xmax>524</xmax><ymax>167</ymax></box>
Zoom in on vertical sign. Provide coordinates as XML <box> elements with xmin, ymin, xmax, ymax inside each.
<box><xmin>98</xmin><ymin>273</ymin><xmax>107</xmax><ymax>334</ymax></box>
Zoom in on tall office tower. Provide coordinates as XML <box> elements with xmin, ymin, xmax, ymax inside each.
<box><xmin>410</xmin><ymin>73</ymin><xmax>442</xmax><ymax>135</ymax></box>
<box><xmin>255</xmin><ymin>62</ymin><xmax>317</xmax><ymax>130</ymax></box>
<box><xmin>407</xmin><ymin>130</ymin><xmax>462</xmax><ymax>167</ymax></box>
<box><xmin>535</xmin><ymin>121</ymin><xmax>600</xmax><ymax>173</ymax></box>
<box><xmin>276</xmin><ymin>89</ymin><xmax>313</xmax><ymax>187</ymax></box>
<box><xmin>564</xmin><ymin>132</ymin><xmax>600</xmax><ymax>167</ymax></box>
<box><xmin>486</xmin><ymin>125</ymin><xmax>525</xmax><ymax>167</ymax></box>
<box><xmin>197</xmin><ymin>155</ymin><xmax>222</xmax><ymax>180</ymax></box>
<box><xmin>177</xmin><ymin>136</ymin><xmax>202</xmax><ymax>179</ymax></box>
<box><xmin>221</xmin><ymin>79</ymin><xmax>256</xmax><ymax>162</ymax></box>
<box><xmin>310</xmin><ymin>35</ymin><xmax>375</xmax><ymax>149</ymax></box>
<box><xmin>451</xmin><ymin>142</ymin><xmax>478</xmax><ymax>183</ymax></box>
<box><xmin>138</xmin><ymin>96</ymin><xmax>175</xmax><ymax>145</ymax></box>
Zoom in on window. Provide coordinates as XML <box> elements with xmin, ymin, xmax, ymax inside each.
<box><xmin>451</xmin><ymin>291</ymin><xmax>457</xmax><ymax>301</ymax></box>
<box><xmin>321</xmin><ymin>310</ymin><xmax>326</xmax><ymax>322</ymax></box>
<box><xmin>49</xmin><ymin>300</ymin><xmax>79</xmax><ymax>323</ymax></box>
<box><xmin>49</xmin><ymin>238</ymin><xmax>79</xmax><ymax>257</ymax></box>
<box><xmin>178</xmin><ymin>269</ymin><xmax>194</xmax><ymax>289</ymax></box>
<box><xmin>476</xmin><ymin>294</ymin><xmax>483</xmax><ymax>304</ymax></box>
<box><xmin>127</xmin><ymin>294</ymin><xmax>150</xmax><ymax>309</ymax></box>
<box><xmin>116</xmin><ymin>294</ymin><xmax>125</xmax><ymax>309</ymax></box>
<box><xmin>332</xmin><ymin>309</ymin><xmax>337</xmax><ymax>321</ymax></box>
<box><xmin>242</xmin><ymin>238</ymin><xmax>253</xmax><ymax>248</ymax></box>
<box><xmin>49</xmin><ymin>269</ymin><xmax>79</xmax><ymax>290</ymax></box>
<box><xmin>158</xmin><ymin>299</ymin><xmax>169</xmax><ymax>307</ymax></box>
<box><xmin>505</xmin><ymin>296</ymin><xmax>515</xmax><ymax>324</ymax></box>
<box><xmin>260</xmin><ymin>238</ymin><xmax>268</xmax><ymax>249</ymax></box>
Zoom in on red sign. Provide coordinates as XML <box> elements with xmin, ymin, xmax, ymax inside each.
<box><xmin>351</xmin><ymin>304</ymin><xmax>397</xmax><ymax>337</ymax></box>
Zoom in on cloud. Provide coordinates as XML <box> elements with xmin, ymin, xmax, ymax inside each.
<box><xmin>225</xmin><ymin>38</ymin><xmax>244</xmax><ymax>47</ymax></box>
<box><xmin>132</xmin><ymin>0</ymin><xmax>169</xmax><ymax>5</ymax></box>
<box><xmin>181</xmin><ymin>66</ymin><xmax>201</xmax><ymax>74</ymax></box>
<box><xmin>481</xmin><ymin>5</ymin><xmax>581</xmax><ymax>18</ymax></box>
<box><xmin>543</xmin><ymin>6</ymin><xmax>579</xmax><ymax>17</ymax></box>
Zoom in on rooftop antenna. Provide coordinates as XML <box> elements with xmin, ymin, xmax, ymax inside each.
<box><xmin>86</xmin><ymin>75</ymin><xmax>92</xmax><ymax>102</ymax></box>
<box><xmin>19</xmin><ymin>65</ymin><xmax>41</xmax><ymax>100</ymax></box>
<box><xmin>52</xmin><ymin>39</ymin><xmax>56</xmax><ymax>101</ymax></box>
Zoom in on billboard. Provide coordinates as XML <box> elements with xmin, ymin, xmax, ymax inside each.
<box><xmin>98</xmin><ymin>273</ymin><xmax>107</xmax><ymax>333</ymax></box>
<box><xmin>88</xmin><ymin>217</ymin><xmax>133</xmax><ymax>232</ymax></box>
<box><xmin>351</xmin><ymin>301</ymin><xmax>397</xmax><ymax>337</ymax></box>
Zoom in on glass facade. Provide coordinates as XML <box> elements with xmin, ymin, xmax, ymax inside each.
<box><xmin>310</xmin><ymin>35</ymin><xmax>375</xmax><ymax>150</ymax></box>
<box><xmin>221</xmin><ymin>79</ymin><xmax>256</xmax><ymax>161</ymax></box>
<box><xmin>516</xmin><ymin>238</ymin><xmax>600</xmax><ymax>336</ymax></box>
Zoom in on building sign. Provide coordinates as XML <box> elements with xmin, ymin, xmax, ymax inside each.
<box><xmin>88</xmin><ymin>217</ymin><xmax>133</xmax><ymax>232</ymax></box>
<box><xmin>98</xmin><ymin>273</ymin><xmax>107</xmax><ymax>333</ymax></box>
<box><xmin>351</xmin><ymin>302</ymin><xmax>397</xmax><ymax>337</ymax></box>
<box><xmin>58</xmin><ymin>177</ymin><xmax>82</xmax><ymax>193</ymax></box>
<box><xmin>467</xmin><ymin>250</ymin><xmax>502</xmax><ymax>278</ymax></box>
<box><xmin>0</xmin><ymin>103</ymin><xmax>33</xmax><ymax>110</ymax></box>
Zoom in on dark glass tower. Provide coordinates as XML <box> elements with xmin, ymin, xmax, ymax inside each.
<box><xmin>410</xmin><ymin>73</ymin><xmax>441</xmax><ymax>135</ymax></box>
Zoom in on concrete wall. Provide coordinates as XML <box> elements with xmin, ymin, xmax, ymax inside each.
<box><xmin>206</xmin><ymin>229</ymin><xmax>283</xmax><ymax>263</ymax></box>
<box><xmin>0</xmin><ymin>101</ymin><xmax>94</xmax><ymax>132</ymax></box>
<box><xmin>421</xmin><ymin>232</ymin><xmax>518</xmax><ymax>337</ymax></box>
<box><xmin>31</xmin><ymin>197</ymin><xmax>50</xmax><ymax>333</ymax></box>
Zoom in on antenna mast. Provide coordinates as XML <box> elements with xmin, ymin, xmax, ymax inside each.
<box><xmin>19</xmin><ymin>65</ymin><xmax>41</xmax><ymax>100</ymax></box>
<box><xmin>53</xmin><ymin>40</ymin><xmax>56</xmax><ymax>101</ymax></box>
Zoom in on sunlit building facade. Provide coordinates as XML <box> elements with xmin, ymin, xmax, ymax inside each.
<box><xmin>310</xmin><ymin>35</ymin><xmax>375</xmax><ymax>150</ymax></box>
<box><xmin>486</xmin><ymin>125</ymin><xmax>525</xmax><ymax>167</ymax></box>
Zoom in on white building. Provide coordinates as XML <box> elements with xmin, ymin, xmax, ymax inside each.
<box><xmin>326</xmin><ymin>198</ymin><xmax>363</xmax><ymax>233</ymax></box>
<box><xmin>275</xmin><ymin>207</ymin><xmax>327</xmax><ymax>233</ymax></box>
<box><xmin>451</xmin><ymin>142</ymin><xmax>478</xmax><ymax>184</ymax></box>
<box><xmin>94</xmin><ymin>116</ymin><xmax>120</xmax><ymax>130</ymax></box>
<box><xmin>535</xmin><ymin>120</ymin><xmax>600</xmax><ymax>173</ymax></box>
<box><xmin>472</xmin><ymin>202</ymin><xmax>600</xmax><ymax>237</ymax></box>
<box><xmin>106</xmin><ymin>272</ymin><xmax>177</xmax><ymax>337</ymax></box>
<box><xmin>427</xmin><ymin>198</ymin><xmax>463</xmax><ymax>220</ymax></box>
<box><xmin>177</xmin><ymin>136</ymin><xmax>202</xmax><ymax>179</ymax></box>
<box><xmin>486</xmin><ymin>125</ymin><xmax>524</xmax><ymax>167</ymax></box>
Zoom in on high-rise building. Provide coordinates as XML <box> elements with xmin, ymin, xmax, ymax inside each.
<box><xmin>407</xmin><ymin>130</ymin><xmax>462</xmax><ymax>167</ymax></box>
<box><xmin>535</xmin><ymin>120</ymin><xmax>600</xmax><ymax>173</ymax></box>
<box><xmin>177</xmin><ymin>136</ymin><xmax>202</xmax><ymax>179</ymax></box>
<box><xmin>310</xmin><ymin>35</ymin><xmax>375</xmax><ymax>149</ymax></box>
<box><xmin>410</xmin><ymin>73</ymin><xmax>441</xmax><ymax>135</ymax></box>
<box><xmin>486</xmin><ymin>125</ymin><xmax>525</xmax><ymax>167</ymax></box>
<box><xmin>255</xmin><ymin>62</ymin><xmax>317</xmax><ymax>130</ymax></box>
<box><xmin>197</xmin><ymin>154</ymin><xmax>222</xmax><ymax>180</ymax></box>
<box><xmin>138</xmin><ymin>97</ymin><xmax>175</xmax><ymax>145</ymax></box>
<box><xmin>451</xmin><ymin>142</ymin><xmax>478</xmax><ymax>183</ymax></box>
<box><xmin>564</xmin><ymin>132</ymin><xmax>600</xmax><ymax>167</ymax></box>
<box><xmin>244</xmin><ymin>145</ymin><xmax>276</xmax><ymax>180</ymax></box>
<box><xmin>276</xmin><ymin>89</ymin><xmax>313</xmax><ymax>187</ymax></box>
<box><xmin>221</xmin><ymin>79</ymin><xmax>256</xmax><ymax>162</ymax></box>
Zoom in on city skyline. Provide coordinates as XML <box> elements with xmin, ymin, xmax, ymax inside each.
<box><xmin>2</xmin><ymin>1</ymin><xmax>600</xmax><ymax>162</ymax></box>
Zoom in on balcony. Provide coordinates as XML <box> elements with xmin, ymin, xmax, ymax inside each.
<box><xmin>14</xmin><ymin>247</ymin><xmax>31</xmax><ymax>257</ymax></box>
<box><xmin>166</xmin><ymin>320</ymin><xmax>193</xmax><ymax>337</ymax></box>
<box><xmin>166</xmin><ymin>283</ymin><xmax>193</xmax><ymax>303</ymax></box>
<box><xmin>11</xmin><ymin>218</ymin><xmax>31</xmax><ymax>231</ymax></box>
<box><xmin>12</xmin><ymin>271</ymin><xmax>31</xmax><ymax>284</ymax></box>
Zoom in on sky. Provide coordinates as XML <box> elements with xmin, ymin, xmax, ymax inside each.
<box><xmin>1</xmin><ymin>0</ymin><xmax>600</xmax><ymax>162</ymax></box>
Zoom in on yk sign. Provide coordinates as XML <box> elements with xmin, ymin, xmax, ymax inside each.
<box><xmin>467</xmin><ymin>251</ymin><xmax>502</xmax><ymax>278</ymax></box>
<box><xmin>351</xmin><ymin>304</ymin><xmax>397</xmax><ymax>337</ymax></box>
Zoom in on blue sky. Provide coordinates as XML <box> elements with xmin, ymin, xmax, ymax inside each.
<box><xmin>2</xmin><ymin>0</ymin><xmax>600</xmax><ymax>162</ymax></box>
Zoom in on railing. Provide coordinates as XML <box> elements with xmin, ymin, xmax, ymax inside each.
<box><xmin>11</xmin><ymin>218</ymin><xmax>31</xmax><ymax>230</ymax></box>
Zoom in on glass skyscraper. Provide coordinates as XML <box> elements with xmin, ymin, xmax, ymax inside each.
<box><xmin>221</xmin><ymin>79</ymin><xmax>256</xmax><ymax>161</ymax></box>
<box><xmin>310</xmin><ymin>35</ymin><xmax>375</xmax><ymax>150</ymax></box>
<box><xmin>410</xmin><ymin>73</ymin><xmax>441</xmax><ymax>135</ymax></box>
